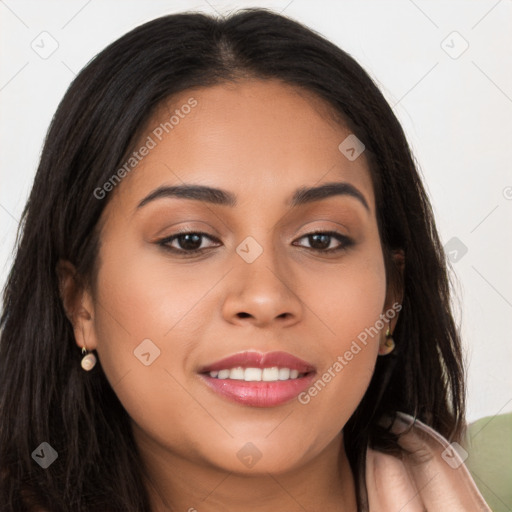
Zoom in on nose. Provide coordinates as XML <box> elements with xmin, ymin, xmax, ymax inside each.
<box><xmin>221</xmin><ymin>238</ymin><xmax>303</xmax><ymax>329</ymax></box>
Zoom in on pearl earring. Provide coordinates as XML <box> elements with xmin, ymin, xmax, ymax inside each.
<box><xmin>81</xmin><ymin>346</ymin><xmax>97</xmax><ymax>371</ymax></box>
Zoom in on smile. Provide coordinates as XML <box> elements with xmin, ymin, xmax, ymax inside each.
<box><xmin>199</xmin><ymin>351</ymin><xmax>316</xmax><ymax>407</ymax></box>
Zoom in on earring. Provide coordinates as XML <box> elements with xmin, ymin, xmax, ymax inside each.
<box><xmin>379</xmin><ymin>325</ymin><xmax>395</xmax><ymax>356</ymax></box>
<box><xmin>81</xmin><ymin>346</ymin><xmax>97</xmax><ymax>371</ymax></box>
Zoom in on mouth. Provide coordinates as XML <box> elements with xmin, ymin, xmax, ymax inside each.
<box><xmin>198</xmin><ymin>351</ymin><xmax>316</xmax><ymax>407</ymax></box>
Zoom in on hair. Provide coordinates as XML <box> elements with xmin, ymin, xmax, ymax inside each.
<box><xmin>0</xmin><ymin>8</ymin><xmax>465</xmax><ymax>511</ymax></box>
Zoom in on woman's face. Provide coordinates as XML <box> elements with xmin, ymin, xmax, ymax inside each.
<box><xmin>78</xmin><ymin>78</ymin><xmax>396</xmax><ymax>475</ymax></box>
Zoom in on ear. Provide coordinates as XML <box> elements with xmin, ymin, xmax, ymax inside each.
<box><xmin>56</xmin><ymin>260</ymin><xmax>97</xmax><ymax>351</ymax></box>
<box><xmin>382</xmin><ymin>249</ymin><xmax>405</xmax><ymax>332</ymax></box>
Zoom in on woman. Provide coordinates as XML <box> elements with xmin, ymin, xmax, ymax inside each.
<box><xmin>0</xmin><ymin>8</ymin><xmax>490</xmax><ymax>511</ymax></box>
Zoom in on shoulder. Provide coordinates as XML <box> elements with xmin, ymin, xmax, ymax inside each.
<box><xmin>365</xmin><ymin>412</ymin><xmax>491</xmax><ymax>511</ymax></box>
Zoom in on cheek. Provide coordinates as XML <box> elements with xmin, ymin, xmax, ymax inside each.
<box><xmin>89</xmin><ymin>243</ymin><xmax>210</xmax><ymax>451</ymax></box>
<box><xmin>87</xmin><ymin>239</ymin><xmax>175</xmax><ymax>389</ymax></box>
<box><xmin>92</xmin><ymin>235</ymin><xmax>216</xmax><ymax>353</ymax></box>
<box><xmin>292</xmin><ymin>243</ymin><xmax>387</xmax><ymax>427</ymax></box>
<box><xmin>305</xmin><ymin>238</ymin><xmax>387</xmax><ymax>349</ymax></box>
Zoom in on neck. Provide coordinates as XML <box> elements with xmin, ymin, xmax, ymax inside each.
<box><xmin>133</xmin><ymin>424</ymin><xmax>358</xmax><ymax>512</ymax></box>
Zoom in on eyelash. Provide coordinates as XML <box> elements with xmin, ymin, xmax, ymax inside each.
<box><xmin>157</xmin><ymin>229</ymin><xmax>354</xmax><ymax>257</ymax></box>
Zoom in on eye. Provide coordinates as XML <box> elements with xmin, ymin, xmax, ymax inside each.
<box><xmin>293</xmin><ymin>230</ymin><xmax>354</xmax><ymax>253</ymax></box>
<box><xmin>158</xmin><ymin>230</ymin><xmax>220</xmax><ymax>255</ymax></box>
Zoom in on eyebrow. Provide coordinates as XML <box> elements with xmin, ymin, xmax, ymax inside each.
<box><xmin>137</xmin><ymin>181</ymin><xmax>369</xmax><ymax>211</ymax></box>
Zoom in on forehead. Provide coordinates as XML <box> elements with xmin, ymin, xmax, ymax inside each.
<box><xmin>106</xmin><ymin>78</ymin><xmax>375</xmax><ymax>215</ymax></box>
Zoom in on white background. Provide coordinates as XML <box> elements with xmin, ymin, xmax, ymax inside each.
<box><xmin>0</xmin><ymin>0</ymin><xmax>511</xmax><ymax>423</ymax></box>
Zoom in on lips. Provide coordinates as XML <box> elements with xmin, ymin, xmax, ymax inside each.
<box><xmin>199</xmin><ymin>351</ymin><xmax>316</xmax><ymax>373</ymax></box>
<box><xmin>198</xmin><ymin>351</ymin><xmax>316</xmax><ymax>408</ymax></box>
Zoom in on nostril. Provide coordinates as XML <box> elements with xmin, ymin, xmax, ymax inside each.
<box><xmin>237</xmin><ymin>312</ymin><xmax>251</xmax><ymax>318</ymax></box>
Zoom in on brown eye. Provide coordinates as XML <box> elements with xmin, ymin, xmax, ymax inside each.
<box><xmin>158</xmin><ymin>231</ymin><xmax>220</xmax><ymax>255</ymax></box>
<box><xmin>294</xmin><ymin>231</ymin><xmax>354</xmax><ymax>253</ymax></box>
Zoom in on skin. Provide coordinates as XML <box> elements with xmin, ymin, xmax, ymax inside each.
<box><xmin>59</xmin><ymin>78</ymin><xmax>403</xmax><ymax>512</ymax></box>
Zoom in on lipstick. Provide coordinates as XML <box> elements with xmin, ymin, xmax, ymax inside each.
<box><xmin>198</xmin><ymin>351</ymin><xmax>316</xmax><ymax>407</ymax></box>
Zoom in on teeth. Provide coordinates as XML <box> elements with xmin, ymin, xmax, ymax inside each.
<box><xmin>262</xmin><ymin>367</ymin><xmax>279</xmax><ymax>381</ymax></box>
<box><xmin>229</xmin><ymin>367</ymin><xmax>245</xmax><ymax>380</ymax></box>
<box><xmin>208</xmin><ymin>367</ymin><xmax>305</xmax><ymax>382</ymax></box>
<box><xmin>278</xmin><ymin>368</ymin><xmax>290</xmax><ymax>380</ymax></box>
<box><xmin>244</xmin><ymin>368</ymin><xmax>262</xmax><ymax>381</ymax></box>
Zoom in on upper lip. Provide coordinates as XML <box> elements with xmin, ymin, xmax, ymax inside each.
<box><xmin>199</xmin><ymin>351</ymin><xmax>316</xmax><ymax>373</ymax></box>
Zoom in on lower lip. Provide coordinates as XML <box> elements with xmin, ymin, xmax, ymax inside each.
<box><xmin>200</xmin><ymin>373</ymin><xmax>316</xmax><ymax>407</ymax></box>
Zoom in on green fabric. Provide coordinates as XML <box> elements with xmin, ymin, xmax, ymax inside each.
<box><xmin>463</xmin><ymin>412</ymin><xmax>512</xmax><ymax>512</ymax></box>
